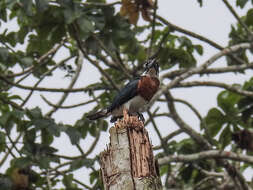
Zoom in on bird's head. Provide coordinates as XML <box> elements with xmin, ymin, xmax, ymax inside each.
<box><xmin>144</xmin><ymin>58</ymin><xmax>159</xmax><ymax>77</ymax></box>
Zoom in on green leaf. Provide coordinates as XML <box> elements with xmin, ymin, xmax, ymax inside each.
<box><xmin>90</xmin><ymin>170</ymin><xmax>99</xmax><ymax>184</ymax></box>
<box><xmin>176</xmin><ymin>138</ymin><xmax>199</xmax><ymax>154</ymax></box>
<box><xmin>0</xmin><ymin>131</ymin><xmax>6</xmax><ymax>152</ymax></box>
<box><xmin>70</xmin><ymin>158</ymin><xmax>94</xmax><ymax>171</ymax></box>
<box><xmin>219</xmin><ymin>125</ymin><xmax>232</xmax><ymax>149</ymax></box>
<box><xmin>24</xmin><ymin>128</ymin><xmax>36</xmax><ymax>143</ymax></box>
<box><xmin>17</xmin><ymin>26</ymin><xmax>29</xmax><ymax>44</ymax></box>
<box><xmin>38</xmin><ymin>156</ymin><xmax>51</xmax><ymax>168</ymax></box>
<box><xmin>12</xmin><ymin>157</ymin><xmax>31</xmax><ymax>168</ymax></box>
<box><xmin>65</xmin><ymin>126</ymin><xmax>81</xmax><ymax>145</ymax></box>
<box><xmin>46</xmin><ymin>120</ymin><xmax>61</xmax><ymax>137</ymax></box>
<box><xmin>33</xmin><ymin>118</ymin><xmax>60</xmax><ymax>137</ymax></box>
<box><xmin>20</xmin><ymin>0</ymin><xmax>33</xmax><ymax>16</ymax></box>
<box><xmin>243</xmin><ymin>77</ymin><xmax>253</xmax><ymax>91</ymax></box>
<box><xmin>41</xmin><ymin>129</ymin><xmax>54</xmax><ymax>145</ymax></box>
<box><xmin>84</xmin><ymin>36</ymin><xmax>100</xmax><ymax>54</ymax></box>
<box><xmin>101</xmin><ymin>120</ymin><xmax>108</xmax><ymax>131</ymax></box>
<box><xmin>0</xmin><ymin>176</ymin><xmax>12</xmax><ymax>189</ymax></box>
<box><xmin>20</xmin><ymin>57</ymin><xmax>34</xmax><ymax>69</ymax></box>
<box><xmin>63</xmin><ymin>174</ymin><xmax>75</xmax><ymax>188</ymax></box>
<box><xmin>35</xmin><ymin>0</ymin><xmax>49</xmax><ymax>12</ymax></box>
<box><xmin>246</xmin><ymin>9</ymin><xmax>253</xmax><ymax>26</ymax></box>
<box><xmin>217</xmin><ymin>91</ymin><xmax>241</xmax><ymax>115</ymax></box>
<box><xmin>0</xmin><ymin>2</ymin><xmax>7</xmax><ymax>22</ymax></box>
<box><xmin>205</xmin><ymin>108</ymin><xmax>225</xmax><ymax>137</ymax></box>
<box><xmin>238</xmin><ymin>96</ymin><xmax>253</xmax><ymax>124</ymax></box>
<box><xmin>236</xmin><ymin>0</ymin><xmax>249</xmax><ymax>8</ymax></box>
<box><xmin>0</xmin><ymin>112</ymin><xmax>11</xmax><ymax>127</ymax></box>
<box><xmin>197</xmin><ymin>0</ymin><xmax>203</xmax><ymax>7</ymax></box>
<box><xmin>62</xmin><ymin>2</ymin><xmax>82</xmax><ymax>24</ymax></box>
<box><xmin>194</xmin><ymin>45</ymin><xmax>203</xmax><ymax>55</ymax></box>
<box><xmin>8</xmin><ymin>95</ymin><xmax>23</xmax><ymax>101</ymax></box>
<box><xmin>77</xmin><ymin>17</ymin><xmax>95</xmax><ymax>35</ymax></box>
<box><xmin>75</xmin><ymin>119</ymin><xmax>88</xmax><ymax>139</ymax></box>
<box><xmin>6</xmin><ymin>0</ymin><xmax>17</xmax><ymax>9</ymax></box>
<box><xmin>0</xmin><ymin>47</ymin><xmax>9</xmax><ymax>61</ymax></box>
<box><xmin>62</xmin><ymin>173</ymin><xmax>82</xmax><ymax>189</ymax></box>
<box><xmin>92</xmin><ymin>15</ymin><xmax>105</xmax><ymax>30</ymax></box>
<box><xmin>89</xmin><ymin>123</ymin><xmax>98</xmax><ymax>137</ymax></box>
<box><xmin>159</xmin><ymin>165</ymin><xmax>169</xmax><ymax>176</ymax></box>
<box><xmin>26</xmin><ymin>107</ymin><xmax>42</xmax><ymax>119</ymax></box>
<box><xmin>180</xmin><ymin>164</ymin><xmax>194</xmax><ymax>182</ymax></box>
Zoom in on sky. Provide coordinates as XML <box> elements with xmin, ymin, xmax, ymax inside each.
<box><xmin>1</xmin><ymin>0</ymin><xmax>253</xmax><ymax>186</ymax></box>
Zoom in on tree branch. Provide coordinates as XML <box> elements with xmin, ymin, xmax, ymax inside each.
<box><xmin>45</xmin><ymin>51</ymin><xmax>83</xmax><ymax>117</ymax></box>
<box><xmin>158</xmin><ymin>150</ymin><xmax>253</xmax><ymax>165</ymax></box>
<box><xmin>6</xmin><ymin>40</ymin><xmax>65</xmax><ymax>78</ymax></box>
<box><xmin>152</xmin><ymin>42</ymin><xmax>253</xmax><ymax>105</ymax></box>
<box><xmin>21</xmin><ymin>56</ymin><xmax>73</xmax><ymax>107</ymax></box>
<box><xmin>177</xmin><ymin>81</ymin><xmax>253</xmax><ymax>98</ymax></box>
<box><xmin>157</xmin><ymin>15</ymin><xmax>247</xmax><ymax>65</ymax></box>
<box><xmin>165</xmin><ymin>92</ymin><xmax>211</xmax><ymax>149</ymax></box>
<box><xmin>148</xmin><ymin>0</ymin><xmax>158</xmax><ymax>57</ymax></box>
<box><xmin>163</xmin><ymin>62</ymin><xmax>253</xmax><ymax>79</ymax></box>
<box><xmin>0</xmin><ymin>74</ymin><xmax>104</xmax><ymax>92</ymax></box>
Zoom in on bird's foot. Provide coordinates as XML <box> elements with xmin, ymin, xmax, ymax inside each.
<box><xmin>123</xmin><ymin>108</ymin><xmax>130</xmax><ymax>120</ymax></box>
<box><xmin>121</xmin><ymin>109</ymin><xmax>144</xmax><ymax>131</ymax></box>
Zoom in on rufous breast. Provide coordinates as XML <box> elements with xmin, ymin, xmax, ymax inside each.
<box><xmin>137</xmin><ymin>76</ymin><xmax>160</xmax><ymax>101</ymax></box>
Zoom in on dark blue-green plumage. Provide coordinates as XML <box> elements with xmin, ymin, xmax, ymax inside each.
<box><xmin>107</xmin><ymin>77</ymin><xmax>140</xmax><ymax>113</ymax></box>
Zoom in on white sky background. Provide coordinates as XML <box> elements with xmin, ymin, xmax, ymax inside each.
<box><xmin>1</xmin><ymin>0</ymin><xmax>253</xmax><ymax>186</ymax></box>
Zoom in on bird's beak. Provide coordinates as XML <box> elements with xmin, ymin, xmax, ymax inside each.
<box><xmin>144</xmin><ymin>58</ymin><xmax>159</xmax><ymax>75</ymax></box>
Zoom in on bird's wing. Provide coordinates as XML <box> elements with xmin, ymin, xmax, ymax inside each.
<box><xmin>107</xmin><ymin>78</ymin><xmax>140</xmax><ymax>112</ymax></box>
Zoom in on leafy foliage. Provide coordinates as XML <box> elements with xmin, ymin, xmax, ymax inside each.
<box><xmin>236</xmin><ymin>0</ymin><xmax>253</xmax><ymax>8</ymax></box>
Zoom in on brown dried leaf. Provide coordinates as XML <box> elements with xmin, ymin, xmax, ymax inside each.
<box><xmin>141</xmin><ymin>8</ymin><xmax>151</xmax><ymax>22</ymax></box>
<box><xmin>147</xmin><ymin>0</ymin><xmax>155</xmax><ymax>8</ymax></box>
<box><xmin>129</xmin><ymin>9</ymin><xmax>139</xmax><ymax>25</ymax></box>
<box><xmin>120</xmin><ymin>0</ymin><xmax>139</xmax><ymax>24</ymax></box>
<box><xmin>120</xmin><ymin>4</ymin><xmax>128</xmax><ymax>17</ymax></box>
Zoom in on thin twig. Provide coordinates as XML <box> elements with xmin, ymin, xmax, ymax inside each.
<box><xmin>0</xmin><ymin>134</ymin><xmax>22</xmax><ymax>166</ymax></box>
<box><xmin>91</xmin><ymin>34</ymin><xmax>131</xmax><ymax>79</ymax></box>
<box><xmin>6</xmin><ymin>41</ymin><xmax>65</xmax><ymax>78</ymax></box>
<box><xmin>0</xmin><ymin>75</ymin><xmax>104</xmax><ymax>92</ymax></box>
<box><xmin>148</xmin><ymin>0</ymin><xmax>158</xmax><ymax>57</ymax></box>
<box><xmin>147</xmin><ymin>110</ymin><xmax>165</xmax><ymax>149</ymax></box>
<box><xmin>163</xmin><ymin>62</ymin><xmax>253</xmax><ymax>79</ymax></box>
<box><xmin>222</xmin><ymin>0</ymin><xmax>253</xmax><ymax>38</ymax></box>
<box><xmin>40</xmin><ymin>97</ymin><xmax>96</xmax><ymax>109</ymax></box>
<box><xmin>153</xmin><ymin>129</ymin><xmax>183</xmax><ymax>150</ymax></box>
<box><xmin>165</xmin><ymin>92</ymin><xmax>211</xmax><ymax>149</ymax></box>
<box><xmin>45</xmin><ymin>51</ymin><xmax>83</xmax><ymax>117</ymax></box>
<box><xmin>21</xmin><ymin>56</ymin><xmax>73</xmax><ymax>107</ymax></box>
<box><xmin>177</xmin><ymin>81</ymin><xmax>253</xmax><ymax>98</ymax></box>
<box><xmin>46</xmin><ymin>170</ymin><xmax>52</xmax><ymax>190</ymax></box>
<box><xmin>158</xmin><ymin>150</ymin><xmax>253</xmax><ymax>165</ymax></box>
<box><xmin>71</xmin><ymin>23</ymin><xmax>120</xmax><ymax>91</ymax></box>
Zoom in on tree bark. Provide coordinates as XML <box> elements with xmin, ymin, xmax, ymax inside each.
<box><xmin>100</xmin><ymin>111</ymin><xmax>162</xmax><ymax>190</ymax></box>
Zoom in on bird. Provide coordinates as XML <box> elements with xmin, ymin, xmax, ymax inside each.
<box><xmin>87</xmin><ymin>58</ymin><xmax>160</xmax><ymax>123</ymax></box>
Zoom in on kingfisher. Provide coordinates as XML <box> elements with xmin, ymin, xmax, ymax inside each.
<box><xmin>87</xmin><ymin>58</ymin><xmax>160</xmax><ymax>123</ymax></box>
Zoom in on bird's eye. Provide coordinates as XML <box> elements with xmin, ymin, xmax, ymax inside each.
<box><xmin>145</xmin><ymin>60</ymin><xmax>152</xmax><ymax>67</ymax></box>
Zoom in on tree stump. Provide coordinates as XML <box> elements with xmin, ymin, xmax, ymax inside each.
<box><xmin>100</xmin><ymin>111</ymin><xmax>162</xmax><ymax>190</ymax></box>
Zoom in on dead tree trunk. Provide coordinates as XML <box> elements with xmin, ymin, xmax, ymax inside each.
<box><xmin>100</xmin><ymin>111</ymin><xmax>162</xmax><ymax>190</ymax></box>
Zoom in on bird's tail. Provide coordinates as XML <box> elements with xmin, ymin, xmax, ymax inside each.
<box><xmin>87</xmin><ymin>110</ymin><xmax>108</xmax><ymax>120</ymax></box>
